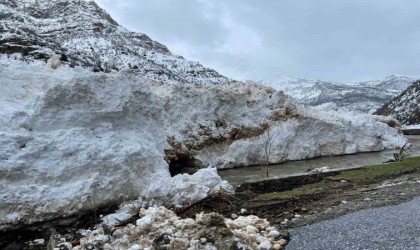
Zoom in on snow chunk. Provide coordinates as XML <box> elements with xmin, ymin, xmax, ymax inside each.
<box><xmin>75</xmin><ymin>206</ymin><xmax>287</xmax><ymax>250</ymax></box>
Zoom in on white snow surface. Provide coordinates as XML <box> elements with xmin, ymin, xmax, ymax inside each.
<box><xmin>403</xmin><ymin>124</ymin><xmax>420</xmax><ymax>129</ymax></box>
<box><xmin>0</xmin><ymin>58</ymin><xmax>407</xmax><ymax>230</ymax></box>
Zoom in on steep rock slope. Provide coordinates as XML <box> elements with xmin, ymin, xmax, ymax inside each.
<box><xmin>375</xmin><ymin>80</ymin><xmax>420</xmax><ymax>125</ymax></box>
<box><xmin>0</xmin><ymin>0</ymin><xmax>229</xmax><ymax>84</ymax></box>
<box><xmin>265</xmin><ymin>75</ymin><xmax>414</xmax><ymax>113</ymax></box>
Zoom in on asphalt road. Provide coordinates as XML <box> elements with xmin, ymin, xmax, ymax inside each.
<box><xmin>288</xmin><ymin>196</ymin><xmax>420</xmax><ymax>250</ymax></box>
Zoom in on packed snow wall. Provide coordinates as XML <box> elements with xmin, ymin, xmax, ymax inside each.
<box><xmin>0</xmin><ymin>59</ymin><xmax>406</xmax><ymax>229</ymax></box>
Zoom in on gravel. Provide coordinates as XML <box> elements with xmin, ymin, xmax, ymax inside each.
<box><xmin>288</xmin><ymin>196</ymin><xmax>420</xmax><ymax>250</ymax></box>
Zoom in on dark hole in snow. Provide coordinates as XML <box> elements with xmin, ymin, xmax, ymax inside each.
<box><xmin>169</xmin><ymin>159</ymin><xmax>199</xmax><ymax>177</ymax></box>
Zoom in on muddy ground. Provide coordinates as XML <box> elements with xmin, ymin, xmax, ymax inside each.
<box><xmin>243</xmin><ymin>172</ymin><xmax>420</xmax><ymax>230</ymax></box>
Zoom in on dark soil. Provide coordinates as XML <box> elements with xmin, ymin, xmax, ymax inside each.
<box><xmin>0</xmin><ymin>205</ymin><xmax>119</xmax><ymax>250</ymax></box>
<box><xmin>241</xmin><ymin>171</ymin><xmax>420</xmax><ymax>230</ymax></box>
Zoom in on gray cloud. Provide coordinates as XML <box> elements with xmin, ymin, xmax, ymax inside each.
<box><xmin>96</xmin><ymin>0</ymin><xmax>420</xmax><ymax>82</ymax></box>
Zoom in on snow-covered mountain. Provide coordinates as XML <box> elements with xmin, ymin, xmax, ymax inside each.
<box><xmin>0</xmin><ymin>0</ymin><xmax>407</xmax><ymax>231</ymax></box>
<box><xmin>265</xmin><ymin>75</ymin><xmax>414</xmax><ymax>113</ymax></box>
<box><xmin>375</xmin><ymin>80</ymin><xmax>420</xmax><ymax>125</ymax></box>
<box><xmin>0</xmin><ymin>0</ymin><xmax>230</xmax><ymax>84</ymax></box>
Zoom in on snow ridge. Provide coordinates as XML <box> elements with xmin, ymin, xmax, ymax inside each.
<box><xmin>264</xmin><ymin>75</ymin><xmax>414</xmax><ymax>113</ymax></box>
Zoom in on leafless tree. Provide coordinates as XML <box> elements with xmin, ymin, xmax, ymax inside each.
<box><xmin>260</xmin><ymin>123</ymin><xmax>279</xmax><ymax>177</ymax></box>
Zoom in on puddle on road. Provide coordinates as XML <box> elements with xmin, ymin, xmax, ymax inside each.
<box><xmin>219</xmin><ymin>135</ymin><xmax>420</xmax><ymax>187</ymax></box>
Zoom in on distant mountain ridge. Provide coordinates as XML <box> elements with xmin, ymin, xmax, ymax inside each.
<box><xmin>0</xmin><ymin>0</ymin><xmax>230</xmax><ymax>84</ymax></box>
<box><xmin>264</xmin><ymin>75</ymin><xmax>415</xmax><ymax>113</ymax></box>
<box><xmin>375</xmin><ymin>80</ymin><xmax>420</xmax><ymax>125</ymax></box>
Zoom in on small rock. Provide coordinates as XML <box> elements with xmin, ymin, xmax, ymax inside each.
<box><xmin>168</xmin><ymin>238</ymin><xmax>190</xmax><ymax>249</ymax></box>
<box><xmin>47</xmin><ymin>55</ymin><xmax>62</xmax><ymax>69</ymax></box>
<box><xmin>268</xmin><ymin>230</ymin><xmax>280</xmax><ymax>238</ymax></box>
<box><xmin>200</xmin><ymin>238</ymin><xmax>207</xmax><ymax>244</ymax></box>
<box><xmin>58</xmin><ymin>242</ymin><xmax>73</xmax><ymax>250</ymax></box>
<box><xmin>240</xmin><ymin>208</ymin><xmax>248</xmax><ymax>215</ymax></box>
<box><xmin>364</xmin><ymin>197</ymin><xmax>372</xmax><ymax>201</ymax></box>
<box><xmin>340</xmin><ymin>180</ymin><xmax>348</xmax><ymax>183</ymax></box>
<box><xmin>258</xmin><ymin>239</ymin><xmax>272</xmax><ymax>250</ymax></box>
<box><xmin>231</xmin><ymin>213</ymin><xmax>238</xmax><ymax>219</ymax></box>
<box><xmin>129</xmin><ymin>244</ymin><xmax>141</xmax><ymax>250</ymax></box>
<box><xmin>153</xmin><ymin>234</ymin><xmax>171</xmax><ymax>245</ymax></box>
<box><xmin>84</xmin><ymin>243</ymin><xmax>95</xmax><ymax>250</ymax></box>
<box><xmin>294</xmin><ymin>214</ymin><xmax>301</xmax><ymax>218</ymax></box>
<box><xmin>196</xmin><ymin>212</ymin><xmax>225</xmax><ymax>226</ymax></box>
<box><xmin>341</xmin><ymin>200</ymin><xmax>348</xmax><ymax>204</ymax></box>
<box><xmin>301</xmin><ymin>207</ymin><xmax>307</xmax><ymax>211</ymax></box>
<box><xmin>278</xmin><ymin>230</ymin><xmax>290</xmax><ymax>241</ymax></box>
<box><xmin>103</xmin><ymin>243</ymin><xmax>113</xmax><ymax>250</ymax></box>
<box><xmin>33</xmin><ymin>239</ymin><xmax>45</xmax><ymax>245</ymax></box>
<box><xmin>272</xmin><ymin>243</ymin><xmax>282</xmax><ymax>250</ymax></box>
<box><xmin>279</xmin><ymin>239</ymin><xmax>288</xmax><ymax>246</ymax></box>
<box><xmin>246</xmin><ymin>225</ymin><xmax>259</xmax><ymax>233</ymax></box>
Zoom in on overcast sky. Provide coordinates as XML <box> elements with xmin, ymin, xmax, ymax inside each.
<box><xmin>96</xmin><ymin>0</ymin><xmax>420</xmax><ymax>83</ymax></box>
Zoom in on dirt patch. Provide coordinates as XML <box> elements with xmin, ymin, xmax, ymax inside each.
<box><xmin>0</xmin><ymin>204</ymin><xmax>119</xmax><ymax>250</ymax></box>
<box><xmin>175</xmin><ymin>192</ymin><xmax>236</xmax><ymax>219</ymax></box>
<box><xmin>236</xmin><ymin>156</ymin><xmax>420</xmax><ymax>229</ymax></box>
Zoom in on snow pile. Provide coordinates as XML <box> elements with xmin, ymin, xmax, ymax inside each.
<box><xmin>165</xmin><ymin>91</ymin><xmax>407</xmax><ymax>169</ymax></box>
<box><xmin>0</xmin><ymin>58</ymin><xmax>406</xmax><ymax>230</ymax></box>
<box><xmin>65</xmin><ymin>206</ymin><xmax>289</xmax><ymax>250</ymax></box>
<box><xmin>100</xmin><ymin>167</ymin><xmax>233</xmax><ymax>227</ymax></box>
<box><xmin>0</xmin><ymin>58</ymin><xmax>231</xmax><ymax>230</ymax></box>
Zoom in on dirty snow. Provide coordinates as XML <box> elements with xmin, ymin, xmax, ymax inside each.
<box><xmin>0</xmin><ymin>58</ymin><xmax>407</xmax><ymax>229</ymax></box>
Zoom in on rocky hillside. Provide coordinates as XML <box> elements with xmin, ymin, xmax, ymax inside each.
<box><xmin>0</xmin><ymin>0</ymin><xmax>229</xmax><ymax>84</ymax></box>
<box><xmin>375</xmin><ymin>80</ymin><xmax>420</xmax><ymax>125</ymax></box>
<box><xmin>265</xmin><ymin>75</ymin><xmax>414</xmax><ymax>113</ymax></box>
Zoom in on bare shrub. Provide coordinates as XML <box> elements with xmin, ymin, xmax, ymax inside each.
<box><xmin>259</xmin><ymin>122</ymin><xmax>279</xmax><ymax>177</ymax></box>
